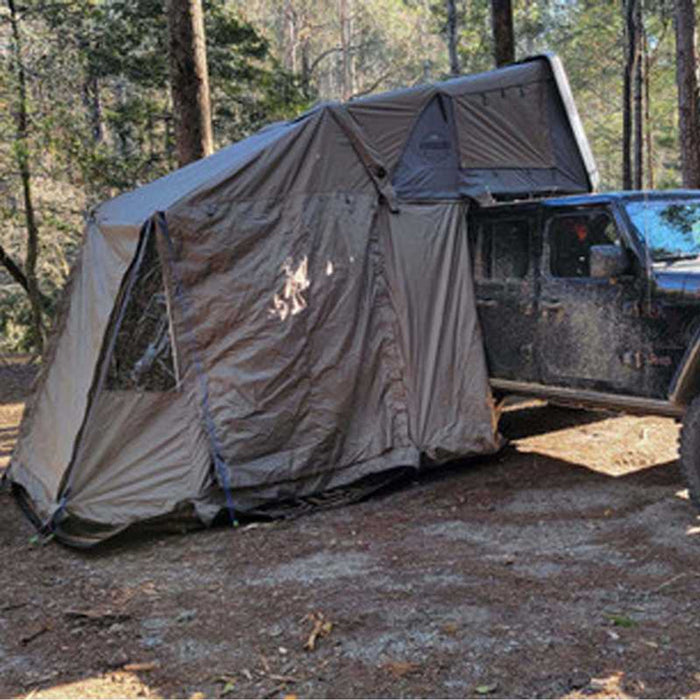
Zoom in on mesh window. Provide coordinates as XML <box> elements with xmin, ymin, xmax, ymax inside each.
<box><xmin>106</xmin><ymin>233</ymin><xmax>177</xmax><ymax>391</ymax></box>
<box><xmin>478</xmin><ymin>219</ymin><xmax>530</xmax><ymax>280</ymax></box>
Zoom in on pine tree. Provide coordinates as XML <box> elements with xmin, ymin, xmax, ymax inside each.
<box><xmin>166</xmin><ymin>0</ymin><xmax>214</xmax><ymax>166</ymax></box>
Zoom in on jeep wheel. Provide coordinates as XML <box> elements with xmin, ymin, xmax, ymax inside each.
<box><xmin>680</xmin><ymin>395</ymin><xmax>700</xmax><ymax>510</ymax></box>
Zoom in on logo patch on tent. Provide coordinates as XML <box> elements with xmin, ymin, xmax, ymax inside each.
<box><xmin>270</xmin><ymin>256</ymin><xmax>310</xmax><ymax>321</ymax></box>
<box><xmin>418</xmin><ymin>132</ymin><xmax>452</xmax><ymax>164</ymax></box>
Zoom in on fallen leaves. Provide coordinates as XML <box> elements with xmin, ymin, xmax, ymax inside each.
<box><xmin>475</xmin><ymin>682</ymin><xmax>499</xmax><ymax>694</ymax></box>
<box><xmin>441</xmin><ymin>621</ymin><xmax>459</xmax><ymax>636</ymax></box>
<box><xmin>303</xmin><ymin>611</ymin><xmax>333</xmax><ymax>651</ymax></box>
<box><xmin>123</xmin><ymin>662</ymin><xmax>160</xmax><ymax>673</ymax></box>
<box><xmin>64</xmin><ymin>608</ymin><xmax>131</xmax><ymax>626</ymax></box>
<box><xmin>214</xmin><ymin>675</ymin><xmax>237</xmax><ymax>697</ymax></box>
<box><xmin>214</xmin><ymin>654</ymin><xmax>298</xmax><ymax>699</ymax></box>
<box><xmin>604</xmin><ymin>612</ymin><xmax>637</xmax><ymax>628</ymax></box>
<box><xmin>381</xmin><ymin>660</ymin><xmax>421</xmax><ymax>678</ymax></box>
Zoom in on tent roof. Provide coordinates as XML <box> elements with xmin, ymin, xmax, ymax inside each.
<box><xmin>96</xmin><ymin>120</ymin><xmax>303</xmax><ymax>231</ymax></box>
<box><xmin>96</xmin><ymin>53</ymin><xmax>597</xmax><ymax>235</ymax></box>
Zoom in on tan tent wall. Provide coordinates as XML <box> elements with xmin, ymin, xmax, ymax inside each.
<box><xmin>64</xmin><ymin>392</ymin><xmax>211</xmax><ymax>526</ymax></box>
<box><xmin>157</xmin><ymin>102</ymin><xmax>500</xmax><ymax>510</ymax></box>
<box><xmin>162</xmin><ymin>190</ymin><xmax>501</xmax><ymax>510</ymax></box>
<box><xmin>8</xmin><ymin>119</ymin><xmax>309</xmax><ymax>529</ymax></box>
<box><xmin>9</xmin><ymin>221</ymin><xmax>140</xmax><ymax>521</ymax></box>
<box><xmin>7</xmin><ymin>54</ymin><xmax>596</xmax><ymax>543</ymax></box>
<box><xmin>382</xmin><ymin>202</ymin><xmax>497</xmax><ymax>459</ymax></box>
<box><xmin>162</xmin><ymin>111</ymin><xmax>415</xmax><ymax>508</ymax></box>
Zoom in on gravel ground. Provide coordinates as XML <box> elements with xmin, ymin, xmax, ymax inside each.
<box><xmin>1</xmin><ymin>360</ymin><xmax>700</xmax><ymax>699</ymax></box>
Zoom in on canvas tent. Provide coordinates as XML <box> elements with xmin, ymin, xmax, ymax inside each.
<box><xmin>6</xmin><ymin>54</ymin><xmax>597</xmax><ymax>546</ymax></box>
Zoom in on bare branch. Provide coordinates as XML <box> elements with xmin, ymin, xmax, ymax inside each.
<box><xmin>0</xmin><ymin>242</ymin><xmax>51</xmax><ymax>309</ymax></box>
<box><xmin>349</xmin><ymin>71</ymin><xmax>394</xmax><ymax>100</ymax></box>
<box><xmin>308</xmin><ymin>41</ymin><xmax>377</xmax><ymax>76</ymax></box>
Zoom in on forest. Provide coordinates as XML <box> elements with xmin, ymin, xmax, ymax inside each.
<box><xmin>0</xmin><ymin>0</ymin><xmax>698</xmax><ymax>353</ymax></box>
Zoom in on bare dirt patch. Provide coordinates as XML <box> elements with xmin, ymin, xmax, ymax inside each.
<box><xmin>1</xmin><ymin>360</ymin><xmax>700</xmax><ymax>698</ymax></box>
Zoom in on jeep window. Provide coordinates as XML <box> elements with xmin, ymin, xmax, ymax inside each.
<box><xmin>477</xmin><ymin>219</ymin><xmax>529</xmax><ymax>280</ymax></box>
<box><xmin>549</xmin><ymin>212</ymin><xmax>619</xmax><ymax>278</ymax></box>
<box><xmin>625</xmin><ymin>198</ymin><xmax>700</xmax><ymax>262</ymax></box>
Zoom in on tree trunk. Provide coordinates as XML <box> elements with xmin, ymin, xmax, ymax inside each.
<box><xmin>491</xmin><ymin>0</ymin><xmax>515</xmax><ymax>67</ymax></box>
<box><xmin>165</xmin><ymin>90</ymin><xmax>176</xmax><ymax>171</ymax></box>
<box><xmin>523</xmin><ymin>0</ymin><xmax>535</xmax><ymax>55</ymax></box>
<box><xmin>283</xmin><ymin>0</ymin><xmax>297</xmax><ymax>73</ymax></box>
<box><xmin>339</xmin><ymin>0</ymin><xmax>348</xmax><ymax>99</ymax></box>
<box><xmin>78</xmin><ymin>29</ymin><xmax>104</xmax><ymax>145</ymax></box>
<box><xmin>114</xmin><ymin>79</ymin><xmax>130</xmax><ymax>160</ymax></box>
<box><xmin>633</xmin><ymin>3</ymin><xmax>644</xmax><ymax>190</ymax></box>
<box><xmin>300</xmin><ymin>38</ymin><xmax>312</xmax><ymax>99</ymax></box>
<box><xmin>166</xmin><ymin>0</ymin><xmax>214</xmax><ymax>167</ymax></box>
<box><xmin>347</xmin><ymin>2</ymin><xmax>356</xmax><ymax>98</ymax></box>
<box><xmin>674</xmin><ymin>0</ymin><xmax>700</xmax><ymax>188</ymax></box>
<box><xmin>7</xmin><ymin>0</ymin><xmax>45</xmax><ymax>354</ymax></box>
<box><xmin>622</xmin><ymin>0</ymin><xmax>638</xmax><ymax>190</ymax></box>
<box><xmin>339</xmin><ymin>0</ymin><xmax>354</xmax><ymax>100</ymax></box>
<box><xmin>87</xmin><ymin>75</ymin><xmax>104</xmax><ymax>144</ymax></box>
<box><xmin>645</xmin><ymin>36</ymin><xmax>655</xmax><ymax>190</ymax></box>
<box><xmin>446</xmin><ymin>0</ymin><xmax>460</xmax><ymax>76</ymax></box>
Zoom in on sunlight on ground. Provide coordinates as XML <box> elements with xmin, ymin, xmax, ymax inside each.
<box><xmin>0</xmin><ymin>402</ymin><xmax>24</xmax><ymax>470</ymax></box>
<box><xmin>513</xmin><ymin>413</ymin><xmax>679</xmax><ymax>477</ymax></box>
<box><xmin>23</xmin><ymin>671</ymin><xmax>160</xmax><ymax>699</ymax></box>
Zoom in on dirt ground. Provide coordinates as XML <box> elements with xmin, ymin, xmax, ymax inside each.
<box><xmin>2</xmin><ymin>359</ymin><xmax>700</xmax><ymax>699</ymax></box>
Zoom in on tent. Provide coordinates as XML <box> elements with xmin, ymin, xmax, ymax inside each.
<box><xmin>6</xmin><ymin>54</ymin><xmax>597</xmax><ymax>546</ymax></box>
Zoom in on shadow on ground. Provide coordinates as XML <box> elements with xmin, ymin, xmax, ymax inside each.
<box><xmin>2</xmin><ymin>365</ymin><xmax>698</xmax><ymax>698</ymax></box>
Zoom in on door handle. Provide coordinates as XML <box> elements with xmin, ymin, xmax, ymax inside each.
<box><xmin>477</xmin><ymin>299</ymin><xmax>499</xmax><ymax>308</ymax></box>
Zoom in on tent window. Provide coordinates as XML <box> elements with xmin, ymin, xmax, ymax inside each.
<box><xmin>106</xmin><ymin>233</ymin><xmax>178</xmax><ymax>392</ymax></box>
<box><xmin>477</xmin><ymin>219</ymin><xmax>530</xmax><ymax>280</ymax></box>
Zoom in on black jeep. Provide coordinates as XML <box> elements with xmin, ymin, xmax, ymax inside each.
<box><xmin>470</xmin><ymin>190</ymin><xmax>700</xmax><ymax>507</ymax></box>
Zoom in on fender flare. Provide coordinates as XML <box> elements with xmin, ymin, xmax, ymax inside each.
<box><xmin>670</xmin><ymin>325</ymin><xmax>700</xmax><ymax>407</ymax></box>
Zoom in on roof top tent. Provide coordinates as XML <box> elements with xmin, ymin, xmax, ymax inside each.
<box><xmin>6</xmin><ymin>54</ymin><xmax>597</xmax><ymax>546</ymax></box>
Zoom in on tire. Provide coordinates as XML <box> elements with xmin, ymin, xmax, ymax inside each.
<box><xmin>680</xmin><ymin>395</ymin><xmax>700</xmax><ymax>510</ymax></box>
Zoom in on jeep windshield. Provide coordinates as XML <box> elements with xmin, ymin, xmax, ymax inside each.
<box><xmin>625</xmin><ymin>198</ymin><xmax>700</xmax><ymax>262</ymax></box>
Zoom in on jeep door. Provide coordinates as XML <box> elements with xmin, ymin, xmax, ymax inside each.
<box><xmin>472</xmin><ymin>211</ymin><xmax>538</xmax><ymax>382</ymax></box>
<box><xmin>538</xmin><ymin>204</ymin><xmax>648</xmax><ymax>395</ymax></box>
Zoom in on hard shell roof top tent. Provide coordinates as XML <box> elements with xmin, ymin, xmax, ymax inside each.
<box><xmin>6</xmin><ymin>54</ymin><xmax>597</xmax><ymax>546</ymax></box>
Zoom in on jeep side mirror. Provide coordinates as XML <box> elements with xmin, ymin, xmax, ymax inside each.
<box><xmin>590</xmin><ymin>245</ymin><xmax>630</xmax><ymax>279</ymax></box>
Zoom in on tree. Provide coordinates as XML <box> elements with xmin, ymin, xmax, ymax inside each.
<box><xmin>633</xmin><ymin>0</ymin><xmax>644</xmax><ymax>190</ymax></box>
<box><xmin>674</xmin><ymin>0</ymin><xmax>700</xmax><ymax>187</ymax></box>
<box><xmin>6</xmin><ymin>0</ymin><xmax>46</xmax><ymax>352</ymax></box>
<box><xmin>0</xmin><ymin>0</ymin><xmax>310</xmax><ymax>353</ymax></box>
<box><xmin>1</xmin><ymin>0</ymin><xmax>696</xmax><ymax>353</ymax></box>
<box><xmin>622</xmin><ymin>0</ymin><xmax>639</xmax><ymax>189</ymax></box>
<box><xmin>644</xmin><ymin>30</ymin><xmax>654</xmax><ymax>189</ymax></box>
<box><xmin>491</xmin><ymin>0</ymin><xmax>515</xmax><ymax>67</ymax></box>
<box><xmin>446</xmin><ymin>0</ymin><xmax>460</xmax><ymax>75</ymax></box>
<box><xmin>166</xmin><ymin>0</ymin><xmax>214</xmax><ymax>166</ymax></box>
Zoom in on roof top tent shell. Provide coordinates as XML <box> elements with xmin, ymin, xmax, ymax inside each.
<box><xmin>357</xmin><ymin>53</ymin><xmax>598</xmax><ymax>200</ymax></box>
<box><xmin>7</xmin><ymin>54</ymin><xmax>597</xmax><ymax>546</ymax></box>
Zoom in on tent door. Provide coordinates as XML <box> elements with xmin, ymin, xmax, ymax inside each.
<box><xmin>471</xmin><ymin>208</ymin><xmax>538</xmax><ymax>383</ymax></box>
